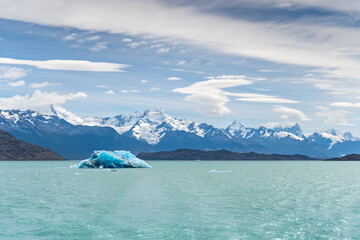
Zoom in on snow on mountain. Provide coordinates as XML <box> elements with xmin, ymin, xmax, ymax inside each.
<box><xmin>225</xmin><ymin>121</ymin><xmax>305</xmax><ymax>141</ymax></box>
<box><xmin>0</xmin><ymin>109</ymin><xmax>59</xmax><ymax>130</ymax></box>
<box><xmin>6</xmin><ymin>105</ymin><xmax>360</xmax><ymax>158</ymax></box>
<box><xmin>226</xmin><ymin>120</ymin><xmax>251</xmax><ymax>138</ymax></box>
<box><xmin>50</xmin><ymin>106</ymin><xmax>211</xmax><ymax>144</ymax></box>
<box><xmin>51</xmin><ymin>105</ymin><xmax>91</xmax><ymax>126</ymax></box>
<box><xmin>308</xmin><ymin>129</ymin><xmax>359</xmax><ymax>149</ymax></box>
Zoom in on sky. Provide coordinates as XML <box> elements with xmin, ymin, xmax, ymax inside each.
<box><xmin>0</xmin><ymin>0</ymin><xmax>360</xmax><ymax>134</ymax></box>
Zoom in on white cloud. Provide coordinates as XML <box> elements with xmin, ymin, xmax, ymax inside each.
<box><xmin>8</xmin><ymin>80</ymin><xmax>26</xmax><ymax>87</ymax></box>
<box><xmin>150</xmin><ymin>43</ymin><xmax>163</xmax><ymax>49</ymax></box>
<box><xmin>167</xmin><ymin>76</ymin><xmax>182</xmax><ymax>81</ymax></box>
<box><xmin>273</xmin><ymin>106</ymin><xmax>311</xmax><ymax>122</ymax></box>
<box><xmin>229</xmin><ymin>93</ymin><xmax>298</xmax><ymax>104</ymax></box>
<box><xmin>0</xmin><ymin>57</ymin><xmax>128</xmax><ymax>72</ymax></box>
<box><xmin>96</xmin><ymin>85</ymin><xmax>108</xmax><ymax>88</ymax></box>
<box><xmin>0</xmin><ymin>66</ymin><xmax>27</xmax><ymax>80</ymax></box>
<box><xmin>235</xmin><ymin>95</ymin><xmax>298</xmax><ymax>104</ymax></box>
<box><xmin>120</xmin><ymin>89</ymin><xmax>140</xmax><ymax>93</ymax></box>
<box><xmin>85</xmin><ymin>35</ymin><xmax>101</xmax><ymax>41</ymax></box>
<box><xmin>177</xmin><ymin>60</ymin><xmax>186</xmax><ymax>66</ymax></box>
<box><xmin>330</xmin><ymin>102</ymin><xmax>360</xmax><ymax>108</ymax></box>
<box><xmin>0</xmin><ymin>90</ymin><xmax>87</xmax><ymax>112</ymax></box>
<box><xmin>316</xmin><ymin>107</ymin><xmax>354</xmax><ymax>126</ymax></box>
<box><xmin>173</xmin><ymin>75</ymin><xmax>252</xmax><ymax>116</ymax></box>
<box><xmin>128</xmin><ymin>41</ymin><xmax>147</xmax><ymax>48</ymax></box>
<box><xmin>105</xmin><ymin>90</ymin><xmax>115</xmax><ymax>94</ymax></box>
<box><xmin>30</xmin><ymin>81</ymin><xmax>60</xmax><ymax>88</ymax></box>
<box><xmin>157</xmin><ymin>47</ymin><xmax>170</xmax><ymax>53</ymax></box>
<box><xmin>122</xmin><ymin>38</ymin><xmax>132</xmax><ymax>42</ymax></box>
<box><xmin>63</xmin><ymin>33</ymin><xmax>77</xmax><ymax>41</ymax></box>
<box><xmin>90</xmin><ymin>41</ymin><xmax>107</xmax><ymax>52</ymax></box>
<box><xmin>150</xmin><ymin>87</ymin><xmax>159</xmax><ymax>91</ymax></box>
<box><xmin>140</xmin><ymin>79</ymin><xmax>148</xmax><ymax>83</ymax></box>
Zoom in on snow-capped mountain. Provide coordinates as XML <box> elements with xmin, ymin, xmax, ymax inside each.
<box><xmin>51</xmin><ymin>105</ymin><xmax>216</xmax><ymax>145</ymax></box>
<box><xmin>0</xmin><ymin>108</ymin><xmax>153</xmax><ymax>159</ymax></box>
<box><xmin>307</xmin><ymin>129</ymin><xmax>359</xmax><ymax>150</ymax></box>
<box><xmin>1</xmin><ymin>106</ymin><xmax>360</xmax><ymax>159</ymax></box>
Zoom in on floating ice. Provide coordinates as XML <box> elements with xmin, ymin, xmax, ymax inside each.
<box><xmin>209</xmin><ymin>169</ymin><xmax>232</xmax><ymax>173</ymax></box>
<box><xmin>73</xmin><ymin>150</ymin><xmax>152</xmax><ymax>169</ymax></box>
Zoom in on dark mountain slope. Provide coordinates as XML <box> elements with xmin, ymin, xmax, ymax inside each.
<box><xmin>0</xmin><ymin>129</ymin><xmax>65</xmax><ymax>160</ymax></box>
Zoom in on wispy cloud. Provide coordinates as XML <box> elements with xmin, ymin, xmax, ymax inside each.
<box><xmin>0</xmin><ymin>90</ymin><xmax>87</xmax><ymax>113</ymax></box>
<box><xmin>154</xmin><ymin>66</ymin><xmax>204</xmax><ymax>74</ymax></box>
<box><xmin>0</xmin><ymin>66</ymin><xmax>27</xmax><ymax>80</ymax></box>
<box><xmin>157</xmin><ymin>47</ymin><xmax>170</xmax><ymax>53</ymax></box>
<box><xmin>150</xmin><ymin>87</ymin><xmax>159</xmax><ymax>91</ymax></box>
<box><xmin>259</xmin><ymin>69</ymin><xmax>283</xmax><ymax>73</ymax></box>
<box><xmin>105</xmin><ymin>90</ymin><xmax>115</xmax><ymax>95</ymax></box>
<box><xmin>30</xmin><ymin>81</ymin><xmax>60</xmax><ymax>88</ymax></box>
<box><xmin>63</xmin><ymin>33</ymin><xmax>77</xmax><ymax>41</ymax></box>
<box><xmin>85</xmin><ymin>35</ymin><xmax>101</xmax><ymax>41</ymax></box>
<box><xmin>173</xmin><ymin>75</ymin><xmax>252</xmax><ymax>116</ymax></box>
<box><xmin>120</xmin><ymin>89</ymin><xmax>140</xmax><ymax>93</ymax></box>
<box><xmin>233</xmin><ymin>93</ymin><xmax>298</xmax><ymax>104</ymax></box>
<box><xmin>2</xmin><ymin>0</ymin><xmax>360</xmax><ymax>81</ymax></box>
<box><xmin>128</xmin><ymin>41</ymin><xmax>147</xmax><ymax>48</ymax></box>
<box><xmin>316</xmin><ymin>107</ymin><xmax>354</xmax><ymax>126</ymax></box>
<box><xmin>8</xmin><ymin>80</ymin><xmax>26</xmax><ymax>87</ymax></box>
<box><xmin>330</xmin><ymin>102</ymin><xmax>360</xmax><ymax>108</ymax></box>
<box><xmin>90</xmin><ymin>42</ymin><xmax>107</xmax><ymax>52</ymax></box>
<box><xmin>167</xmin><ymin>77</ymin><xmax>182</xmax><ymax>81</ymax></box>
<box><xmin>140</xmin><ymin>79</ymin><xmax>148</xmax><ymax>83</ymax></box>
<box><xmin>0</xmin><ymin>57</ymin><xmax>129</xmax><ymax>72</ymax></box>
<box><xmin>273</xmin><ymin>106</ymin><xmax>311</xmax><ymax>122</ymax></box>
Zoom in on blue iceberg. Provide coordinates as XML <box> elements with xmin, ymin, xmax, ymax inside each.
<box><xmin>74</xmin><ymin>150</ymin><xmax>152</xmax><ymax>169</ymax></box>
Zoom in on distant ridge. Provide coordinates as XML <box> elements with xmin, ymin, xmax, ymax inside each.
<box><xmin>327</xmin><ymin>154</ymin><xmax>360</xmax><ymax>161</ymax></box>
<box><xmin>0</xmin><ymin>129</ymin><xmax>65</xmax><ymax>160</ymax></box>
<box><xmin>137</xmin><ymin>149</ymin><xmax>316</xmax><ymax>161</ymax></box>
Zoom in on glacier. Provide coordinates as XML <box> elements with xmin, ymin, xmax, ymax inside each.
<box><xmin>73</xmin><ymin>150</ymin><xmax>152</xmax><ymax>169</ymax></box>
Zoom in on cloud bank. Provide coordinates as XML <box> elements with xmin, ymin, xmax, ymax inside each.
<box><xmin>0</xmin><ymin>58</ymin><xmax>129</xmax><ymax>72</ymax></box>
<box><xmin>0</xmin><ymin>90</ymin><xmax>87</xmax><ymax>113</ymax></box>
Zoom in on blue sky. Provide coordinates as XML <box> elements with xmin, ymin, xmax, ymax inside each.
<box><xmin>0</xmin><ymin>0</ymin><xmax>360</xmax><ymax>134</ymax></box>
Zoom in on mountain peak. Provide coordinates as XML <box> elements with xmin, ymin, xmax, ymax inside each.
<box><xmin>50</xmin><ymin>104</ymin><xmax>85</xmax><ymax>125</ymax></box>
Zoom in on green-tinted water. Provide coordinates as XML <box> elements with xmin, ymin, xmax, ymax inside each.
<box><xmin>1</xmin><ymin>161</ymin><xmax>360</xmax><ymax>239</ymax></box>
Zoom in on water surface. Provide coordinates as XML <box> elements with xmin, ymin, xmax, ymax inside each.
<box><xmin>1</xmin><ymin>161</ymin><xmax>359</xmax><ymax>239</ymax></box>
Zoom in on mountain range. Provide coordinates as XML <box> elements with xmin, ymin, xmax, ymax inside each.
<box><xmin>0</xmin><ymin>105</ymin><xmax>359</xmax><ymax>159</ymax></box>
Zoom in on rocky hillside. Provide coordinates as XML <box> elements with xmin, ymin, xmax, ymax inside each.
<box><xmin>0</xmin><ymin>129</ymin><xmax>65</xmax><ymax>160</ymax></box>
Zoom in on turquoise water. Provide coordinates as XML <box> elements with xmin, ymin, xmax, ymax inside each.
<box><xmin>1</xmin><ymin>161</ymin><xmax>360</xmax><ymax>239</ymax></box>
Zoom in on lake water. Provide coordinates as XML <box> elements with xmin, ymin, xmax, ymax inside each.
<box><xmin>1</xmin><ymin>161</ymin><xmax>360</xmax><ymax>239</ymax></box>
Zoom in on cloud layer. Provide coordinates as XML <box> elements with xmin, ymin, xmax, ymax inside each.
<box><xmin>0</xmin><ymin>58</ymin><xmax>128</xmax><ymax>72</ymax></box>
<box><xmin>1</xmin><ymin>0</ymin><xmax>360</xmax><ymax>80</ymax></box>
<box><xmin>0</xmin><ymin>90</ymin><xmax>87</xmax><ymax>112</ymax></box>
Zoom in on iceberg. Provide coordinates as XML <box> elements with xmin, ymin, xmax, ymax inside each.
<box><xmin>73</xmin><ymin>150</ymin><xmax>152</xmax><ymax>169</ymax></box>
